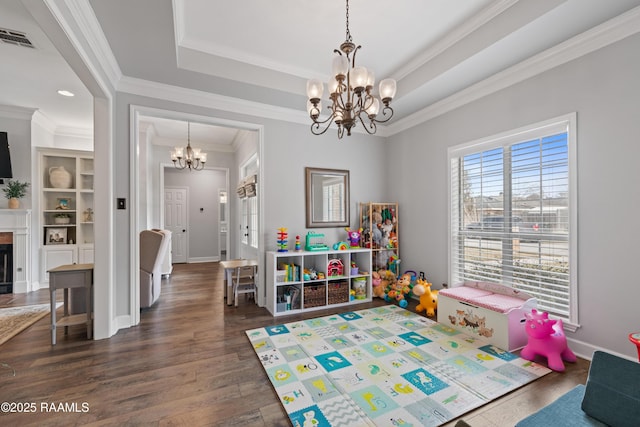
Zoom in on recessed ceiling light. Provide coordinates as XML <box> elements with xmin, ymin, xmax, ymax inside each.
<box><xmin>57</xmin><ymin>90</ymin><xmax>74</xmax><ymax>97</ymax></box>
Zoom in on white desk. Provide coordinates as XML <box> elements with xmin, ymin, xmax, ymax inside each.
<box><xmin>220</xmin><ymin>259</ymin><xmax>257</xmax><ymax>306</ymax></box>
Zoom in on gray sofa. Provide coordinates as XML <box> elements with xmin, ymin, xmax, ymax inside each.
<box><xmin>516</xmin><ymin>351</ymin><xmax>640</xmax><ymax>427</ymax></box>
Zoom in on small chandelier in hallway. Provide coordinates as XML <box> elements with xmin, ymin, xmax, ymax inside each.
<box><xmin>171</xmin><ymin>122</ymin><xmax>206</xmax><ymax>171</ymax></box>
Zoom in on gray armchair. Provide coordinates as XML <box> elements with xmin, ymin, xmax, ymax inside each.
<box><xmin>139</xmin><ymin>229</ymin><xmax>167</xmax><ymax>308</ymax></box>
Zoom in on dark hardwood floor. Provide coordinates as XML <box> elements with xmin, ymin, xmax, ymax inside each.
<box><xmin>0</xmin><ymin>262</ymin><xmax>589</xmax><ymax>426</ymax></box>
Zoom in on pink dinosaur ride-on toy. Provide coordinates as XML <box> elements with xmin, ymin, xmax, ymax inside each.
<box><xmin>520</xmin><ymin>309</ymin><xmax>576</xmax><ymax>372</ymax></box>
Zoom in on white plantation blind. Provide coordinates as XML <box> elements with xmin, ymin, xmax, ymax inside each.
<box><xmin>450</xmin><ymin>114</ymin><xmax>577</xmax><ymax>323</ymax></box>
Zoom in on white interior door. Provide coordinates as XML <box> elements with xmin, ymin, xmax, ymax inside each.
<box><xmin>219</xmin><ymin>189</ymin><xmax>227</xmax><ymax>261</ymax></box>
<box><xmin>165</xmin><ymin>187</ymin><xmax>188</xmax><ymax>263</ymax></box>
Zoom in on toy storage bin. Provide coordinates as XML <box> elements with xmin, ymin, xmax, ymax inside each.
<box><xmin>437</xmin><ymin>281</ymin><xmax>537</xmax><ymax>351</ymax></box>
<box><xmin>328</xmin><ymin>281</ymin><xmax>349</xmax><ymax>305</ymax></box>
<box><xmin>304</xmin><ymin>284</ymin><xmax>326</xmax><ymax>308</ymax></box>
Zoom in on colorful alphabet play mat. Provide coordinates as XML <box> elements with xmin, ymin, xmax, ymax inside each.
<box><xmin>245</xmin><ymin>305</ymin><xmax>551</xmax><ymax>426</ymax></box>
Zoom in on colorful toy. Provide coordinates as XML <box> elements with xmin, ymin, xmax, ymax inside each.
<box><xmin>277</xmin><ymin>227</ymin><xmax>288</xmax><ymax>252</ymax></box>
<box><xmin>520</xmin><ymin>309</ymin><xmax>576</xmax><ymax>372</ymax></box>
<box><xmin>371</xmin><ymin>271</ymin><xmax>385</xmax><ymax>298</ymax></box>
<box><xmin>332</xmin><ymin>241</ymin><xmax>349</xmax><ymax>250</ymax></box>
<box><xmin>303</xmin><ymin>268</ymin><xmax>318</xmax><ymax>281</ymax></box>
<box><xmin>388</xmin><ymin>255</ymin><xmax>400</xmax><ymax>276</ymax></box>
<box><xmin>327</xmin><ymin>259</ymin><xmax>344</xmax><ymax>276</ymax></box>
<box><xmin>413</xmin><ymin>273</ymin><xmax>438</xmax><ymax>317</ymax></box>
<box><xmin>305</xmin><ymin>231</ymin><xmax>328</xmax><ymax>251</ymax></box>
<box><xmin>352</xmin><ymin>277</ymin><xmax>367</xmax><ymax>299</ymax></box>
<box><xmin>345</xmin><ymin>227</ymin><xmax>363</xmax><ymax>248</ymax></box>
<box><xmin>384</xmin><ymin>272</ymin><xmax>413</xmax><ymax>308</ymax></box>
<box><xmin>295</xmin><ymin>235</ymin><xmax>301</xmax><ymax>251</ymax></box>
<box><xmin>350</xmin><ymin>261</ymin><xmax>359</xmax><ymax>275</ymax></box>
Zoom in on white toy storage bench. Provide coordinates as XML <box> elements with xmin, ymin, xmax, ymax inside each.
<box><xmin>437</xmin><ymin>281</ymin><xmax>537</xmax><ymax>351</ymax></box>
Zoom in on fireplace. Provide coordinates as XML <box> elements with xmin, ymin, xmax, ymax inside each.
<box><xmin>0</xmin><ymin>242</ymin><xmax>12</xmax><ymax>294</ymax></box>
<box><xmin>0</xmin><ymin>210</ymin><xmax>30</xmax><ymax>293</ymax></box>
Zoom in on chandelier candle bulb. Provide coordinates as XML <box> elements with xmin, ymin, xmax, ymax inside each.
<box><xmin>351</xmin><ymin>66</ymin><xmax>368</xmax><ymax>91</ymax></box>
<box><xmin>332</xmin><ymin>55</ymin><xmax>348</xmax><ymax>77</ymax></box>
<box><xmin>379</xmin><ymin>79</ymin><xmax>397</xmax><ymax>104</ymax></box>
<box><xmin>366</xmin><ymin>70</ymin><xmax>375</xmax><ymax>89</ymax></box>
<box><xmin>328</xmin><ymin>79</ymin><xmax>339</xmax><ymax>96</ymax></box>
<box><xmin>306</xmin><ymin>79</ymin><xmax>324</xmax><ymax>100</ymax></box>
<box><xmin>366</xmin><ymin>98</ymin><xmax>380</xmax><ymax>117</ymax></box>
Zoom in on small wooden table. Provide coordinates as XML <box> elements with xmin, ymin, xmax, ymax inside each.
<box><xmin>48</xmin><ymin>263</ymin><xmax>94</xmax><ymax>345</ymax></box>
<box><xmin>220</xmin><ymin>259</ymin><xmax>258</xmax><ymax>306</ymax></box>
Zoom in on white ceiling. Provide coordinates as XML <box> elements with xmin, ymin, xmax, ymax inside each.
<box><xmin>1</xmin><ymin>0</ymin><xmax>639</xmax><ymax>145</ymax></box>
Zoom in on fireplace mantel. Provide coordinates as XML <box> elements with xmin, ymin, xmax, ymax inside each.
<box><xmin>0</xmin><ymin>209</ymin><xmax>31</xmax><ymax>293</ymax></box>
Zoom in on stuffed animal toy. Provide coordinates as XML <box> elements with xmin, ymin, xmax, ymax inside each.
<box><xmin>413</xmin><ymin>276</ymin><xmax>438</xmax><ymax>317</ymax></box>
<box><xmin>371</xmin><ymin>271</ymin><xmax>385</xmax><ymax>298</ymax></box>
<box><xmin>520</xmin><ymin>309</ymin><xmax>576</xmax><ymax>372</ymax></box>
<box><xmin>371</xmin><ymin>208</ymin><xmax>383</xmax><ymax>247</ymax></box>
<box><xmin>344</xmin><ymin>227</ymin><xmax>363</xmax><ymax>248</ymax></box>
<box><xmin>377</xmin><ymin>269</ymin><xmax>396</xmax><ymax>297</ymax></box>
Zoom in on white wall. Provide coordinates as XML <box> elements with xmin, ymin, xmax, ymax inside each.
<box><xmin>164</xmin><ymin>167</ymin><xmax>227</xmax><ymax>261</ymax></box>
<box><xmin>261</xmin><ymin>120</ymin><xmax>389</xmax><ymax>250</ymax></box>
<box><xmin>390</xmin><ymin>33</ymin><xmax>640</xmax><ymax>359</ymax></box>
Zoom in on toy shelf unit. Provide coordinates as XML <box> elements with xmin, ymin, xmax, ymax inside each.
<box><xmin>359</xmin><ymin>202</ymin><xmax>399</xmax><ymax>272</ymax></box>
<box><xmin>266</xmin><ymin>248</ymin><xmax>372</xmax><ymax>317</ymax></box>
<box><xmin>38</xmin><ymin>148</ymin><xmax>94</xmax><ymax>284</ymax></box>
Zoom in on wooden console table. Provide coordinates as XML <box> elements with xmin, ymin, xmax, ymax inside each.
<box><xmin>48</xmin><ymin>263</ymin><xmax>93</xmax><ymax>345</ymax></box>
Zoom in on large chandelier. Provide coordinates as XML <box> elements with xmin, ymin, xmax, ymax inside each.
<box><xmin>306</xmin><ymin>0</ymin><xmax>397</xmax><ymax>139</ymax></box>
<box><xmin>171</xmin><ymin>122</ymin><xmax>207</xmax><ymax>171</ymax></box>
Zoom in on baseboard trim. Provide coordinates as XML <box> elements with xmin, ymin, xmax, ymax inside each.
<box><xmin>187</xmin><ymin>256</ymin><xmax>218</xmax><ymax>263</ymax></box>
<box><xmin>115</xmin><ymin>314</ymin><xmax>133</xmax><ymax>330</ymax></box>
<box><xmin>566</xmin><ymin>337</ymin><xmax>636</xmax><ymax>362</ymax></box>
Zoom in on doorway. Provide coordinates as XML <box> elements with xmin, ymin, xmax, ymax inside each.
<box><xmin>162</xmin><ymin>167</ymin><xmax>228</xmax><ymax>264</ymax></box>
<box><xmin>164</xmin><ymin>186</ymin><xmax>188</xmax><ymax>263</ymax></box>
<box><xmin>131</xmin><ymin>106</ymin><xmax>265</xmax><ymax>319</ymax></box>
<box><xmin>219</xmin><ymin>189</ymin><xmax>228</xmax><ymax>261</ymax></box>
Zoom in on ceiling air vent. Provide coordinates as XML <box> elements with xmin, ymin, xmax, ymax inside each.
<box><xmin>0</xmin><ymin>28</ymin><xmax>34</xmax><ymax>48</ymax></box>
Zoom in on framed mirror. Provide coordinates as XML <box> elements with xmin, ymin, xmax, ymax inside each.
<box><xmin>305</xmin><ymin>167</ymin><xmax>350</xmax><ymax>228</ymax></box>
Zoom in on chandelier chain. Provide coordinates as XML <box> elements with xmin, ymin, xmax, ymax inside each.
<box><xmin>345</xmin><ymin>0</ymin><xmax>352</xmax><ymax>43</ymax></box>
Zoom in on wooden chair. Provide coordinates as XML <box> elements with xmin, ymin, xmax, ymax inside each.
<box><xmin>232</xmin><ymin>265</ymin><xmax>257</xmax><ymax>307</ymax></box>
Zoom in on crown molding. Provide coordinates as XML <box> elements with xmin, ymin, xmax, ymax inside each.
<box><xmin>45</xmin><ymin>0</ymin><xmax>121</xmax><ymax>93</ymax></box>
<box><xmin>388</xmin><ymin>5</ymin><xmax>640</xmax><ymax>136</ymax></box>
<box><xmin>31</xmin><ymin>110</ymin><xmax>57</xmax><ymax>135</ymax></box>
<box><xmin>118</xmin><ymin>75</ymin><xmax>308</xmax><ymax>123</ymax></box>
<box><xmin>54</xmin><ymin>126</ymin><xmax>93</xmax><ymax>139</ymax></box>
<box><xmin>0</xmin><ymin>105</ymin><xmax>37</xmax><ymax>120</ymax></box>
<box><xmin>393</xmin><ymin>0</ymin><xmax>518</xmax><ymax>81</ymax></box>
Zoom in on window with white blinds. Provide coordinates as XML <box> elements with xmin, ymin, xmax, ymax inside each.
<box><xmin>449</xmin><ymin>114</ymin><xmax>577</xmax><ymax>324</ymax></box>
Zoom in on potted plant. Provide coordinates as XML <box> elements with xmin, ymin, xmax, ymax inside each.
<box><xmin>2</xmin><ymin>180</ymin><xmax>30</xmax><ymax>209</ymax></box>
<box><xmin>54</xmin><ymin>213</ymin><xmax>71</xmax><ymax>225</ymax></box>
